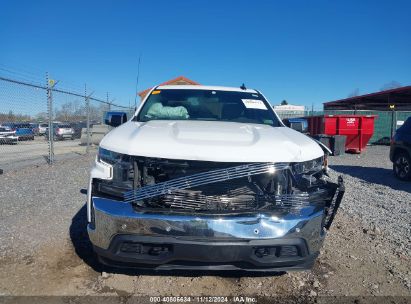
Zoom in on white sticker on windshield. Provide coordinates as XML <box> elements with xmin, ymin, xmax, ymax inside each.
<box><xmin>241</xmin><ymin>99</ymin><xmax>267</xmax><ymax>110</ymax></box>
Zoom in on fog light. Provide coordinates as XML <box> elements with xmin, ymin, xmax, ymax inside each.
<box><xmin>254</xmin><ymin>247</ymin><xmax>276</xmax><ymax>258</ymax></box>
<box><xmin>149</xmin><ymin>246</ymin><xmax>170</xmax><ymax>256</ymax></box>
<box><xmin>120</xmin><ymin>242</ymin><xmax>142</xmax><ymax>253</ymax></box>
<box><xmin>279</xmin><ymin>245</ymin><xmax>298</xmax><ymax>257</ymax></box>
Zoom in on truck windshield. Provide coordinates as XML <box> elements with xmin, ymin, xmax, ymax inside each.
<box><xmin>134</xmin><ymin>89</ymin><xmax>281</xmax><ymax>127</ymax></box>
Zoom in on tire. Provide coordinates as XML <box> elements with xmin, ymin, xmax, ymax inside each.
<box><xmin>393</xmin><ymin>152</ymin><xmax>411</xmax><ymax>180</ymax></box>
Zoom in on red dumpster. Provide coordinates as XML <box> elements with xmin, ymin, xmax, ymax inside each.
<box><xmin>305</xmin><ymin>115</ymin><xmax>377</xmax><ymax>153</ymax></box>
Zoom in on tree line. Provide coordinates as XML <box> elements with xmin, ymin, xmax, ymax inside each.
<box><xmin>0</xmin><ymin>101</ymin><xmax>111</xmax><ymax>124</ymax></box>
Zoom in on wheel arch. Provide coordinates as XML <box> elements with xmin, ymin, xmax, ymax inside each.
<box><xmin>393</xmin><ymin>147</ymin><xmax>410</xmax><ymax>161</ymax></box>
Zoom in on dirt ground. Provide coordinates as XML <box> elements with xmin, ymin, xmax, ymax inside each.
<box><xmin>0</xmin><ymin>213</ymin><xmax>409</xmax><ymax>298</ymax></box>
<box><xmin>0</xmin><ymin>146</ymin><xmax>410</xmax><ymax>303</ymax></box>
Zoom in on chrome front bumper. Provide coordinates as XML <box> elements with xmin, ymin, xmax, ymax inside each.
<box><xmin>88</xmin><ymin>198</ymin><xmax>326</xmax><ymax>269</ymax></box>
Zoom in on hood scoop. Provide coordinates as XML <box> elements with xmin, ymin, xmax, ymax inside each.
<box><xmin>171</xmin><ymin>122</ymin><xmax>258</xmax><ymax>145</ymax></box>
<box><xmin>99</xmin><ymin>120</ymin><xmax>324</xmax><ymax>163</ymax></box>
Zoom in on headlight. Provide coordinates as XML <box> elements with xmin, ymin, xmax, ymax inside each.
<box><xmin>292</xmin><ymin>156</ymin><xmax>324</xmax><ymax>175</ymax></box>
<box><xmin>98</xmin><ymin>147</ymin><xmax>124</xmax><ymax>164</ymax></box>
<box><xmin>289</xmin><ymin>156</ymin><xmax>326</xmax><ymax>190</ymax></box>
<box><xmin>98</xmin><ymin>148</ymin><xmax>132</xmax><ymax>182</ymax></box>
<box><xmin>95</xmin><ymin>148</ymin><xmax>133</xmax><ymax>199</ymax></box>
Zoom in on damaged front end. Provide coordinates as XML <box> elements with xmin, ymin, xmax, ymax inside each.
<box><xmin>87</xmin><ymin>148</ymin><xmax>344</xmax><ymax>271</ymax></box>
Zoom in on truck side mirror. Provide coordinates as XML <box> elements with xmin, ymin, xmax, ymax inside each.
<box><xmin>104</xmin><ymin>112</ymin><xmax>127</xmax><ymax>127</ymax></box>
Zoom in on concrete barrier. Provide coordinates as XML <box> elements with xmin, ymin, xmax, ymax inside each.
<box><xmin>80</xmin><ymin>124</ymin><xmax>110</xmax><ymax>146</ymax></box>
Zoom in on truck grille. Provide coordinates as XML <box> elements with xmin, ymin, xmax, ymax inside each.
<box><xmin>95</xmin><ymin>156</ymin><xmax>328</xmax><ymax>212</ymax></box>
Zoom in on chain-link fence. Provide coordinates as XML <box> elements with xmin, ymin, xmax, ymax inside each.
<box><xmin>324</xmin><ymin>109</ymin><xmax>411</xmax><ymax>144</ymax></box>
<box><xmin>0</xmin><ymin>74</ymin><xmax>133</xmax><ymax>171</ymax></box>
<box><xmin>275</xmin><ymin>110</ymin><xmax>324</xmax><ymax>120</ymax></box>
<box><xmin>275</xmin><ymin>109</ymin><xmax>411</xmax><ymax>144</ymax></box>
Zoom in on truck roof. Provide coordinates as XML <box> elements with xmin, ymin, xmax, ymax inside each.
<box><xmin>156</xmin><ymin>85</ymin><xmax>258</xmax><ymax>93</ymax></box>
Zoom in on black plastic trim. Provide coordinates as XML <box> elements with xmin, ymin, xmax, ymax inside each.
<box><xmin>93</xmin><ymin>235</ymin><xmax>318</xmax><ymax>271</ymax></box>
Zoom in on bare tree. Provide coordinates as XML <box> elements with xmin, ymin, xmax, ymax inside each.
<box><xmin>35</xmin><ymin>112</ymin><xmax>48</xmax><ymax>122</ymax></box>
<box><xmin>348</xmin><ymin>88</ymin><xmax>360</xmax><ymax>98</ymax></box>
<box><xmin>0</xmin><ymin>111</ymin><xmax>31</xmax><ymax>123</ymax></box>
<box><xmin>54</xmin><ymin>101</ymin><xmax>88</xmax><ymax>122</ymax></box>
<box><xmin>57</xmin><ymin>102</ymin><xmax>74</xmax><ymax>121</ymax></box>
<box><xmin>380</xmin><ymin>81</ymin><xmax>402</xmax><ymax>91</ymax></box>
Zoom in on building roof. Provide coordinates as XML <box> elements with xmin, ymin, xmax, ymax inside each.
<box><xmin>138</xmin><ymin>76</ymin><xmax>200</xmax><ymax>98</ymax></box>
<box><xmin>273</xmin><ymin>104</ymin><xmax>305</xmax><ymax>111</ymax></box>
<box><xmin>324</xmin><ymin>85</ymin><xmax>411</xmax><ymax>111</ymax></box>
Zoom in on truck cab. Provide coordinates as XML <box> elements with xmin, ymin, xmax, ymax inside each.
<box><xmin>87</xmin><ymin>85</ymin><xmax>344</xmax><ymax>271</ymax></box>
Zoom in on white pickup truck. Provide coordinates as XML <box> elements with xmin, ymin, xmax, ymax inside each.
<box><xmin>87</xmin><ymin>85</ymin><xmax>344</xmax><ymax>272</ymax></box>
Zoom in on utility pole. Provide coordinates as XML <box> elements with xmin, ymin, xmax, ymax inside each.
<box><xmin>85</xmin><ymin>84</ymin><xmax>94</xmax><ymax>153</ymax></box>
<box><xmin>46</xmin><ymin>73</ymin><xmax>59</xmax><ymax>165</ymax></box>
<box><xmin>106</xmin><ymin>92</ymin><xmax>111</xmax><ymax>111</ymax></box>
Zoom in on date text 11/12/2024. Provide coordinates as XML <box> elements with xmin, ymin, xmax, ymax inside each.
<box><xmin>149</xmin><ymin>296</ymin><xmax>257</xmax><ymax>303</ymax></box>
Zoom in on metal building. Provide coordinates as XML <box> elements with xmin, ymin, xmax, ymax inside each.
<box><xmin>323</xmin><ymin>86</ymin><xmax>411</xmax><ymax>144</ymax></box>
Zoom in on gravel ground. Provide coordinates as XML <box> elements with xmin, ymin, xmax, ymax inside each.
<box><xmin>329</xmin><ymin>146</ymin><xmax>411</xmax><ymax>256</ymax></box>
<box><xmin>0</xmin><ymin>137</ymin><xmax>91</xmax><ymax>172</ymax></box>
<box><xmin>0</xmin><ymin>145</ymin><xmax>410</xmax><ymax>302</ymax></box>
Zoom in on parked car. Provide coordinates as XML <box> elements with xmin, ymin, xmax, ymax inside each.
<box><xmin>45</xmin><ymin>123</ymin><xmax>75</xmax><ymax>140</ymax></box>
<box><xmin>71</xmin><ymin>122</ymin><xmax>85</xmax><ymax>139</ymax></box>
<box><xmin>38</xmin><ymin>123</ymin><xmax>49</xmax><ymax>136</ymax></box>
<box><xmin>29</xmin><ymin>123</ymin><xmax>40</xmax><ymax>136</ymax></box>
<box><xmin>70</xmin><ymin>121</ymin><xmax>93</xmax><ymax>139</ymax></box>
<box><xmin>87</xmin><ymin>85</ymin><xmax>345</xmax><ymax>272</ymax></box>
<box><xmin>390</xmin><ymin>116</ymin><xmax>411</xmax><ymax>180</ymax></box>
<box><xmin>0</xmin><ymin>126</ymin><xmax>18</xmax><ymax>144</ymax></box>
<box><xmin>1</xmin><ymin>123</ymin><xmax>34</xmax><ymax>140</ymax></box>
<box><xmin>70</xmin><ymin>121</ymin><xmax>99</xmax><ymax>139</ymax></box>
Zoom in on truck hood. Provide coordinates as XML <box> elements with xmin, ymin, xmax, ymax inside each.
<box><xmin>99</xmin><ymin>120</ymin><xmax>323</xmax><ymax>163</ymax></box>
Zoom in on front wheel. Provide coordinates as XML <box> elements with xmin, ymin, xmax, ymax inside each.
<box><xmin>393</xmin><ymin>152</ymin><xmax>411</xmax><ymax>180</ymax></box>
